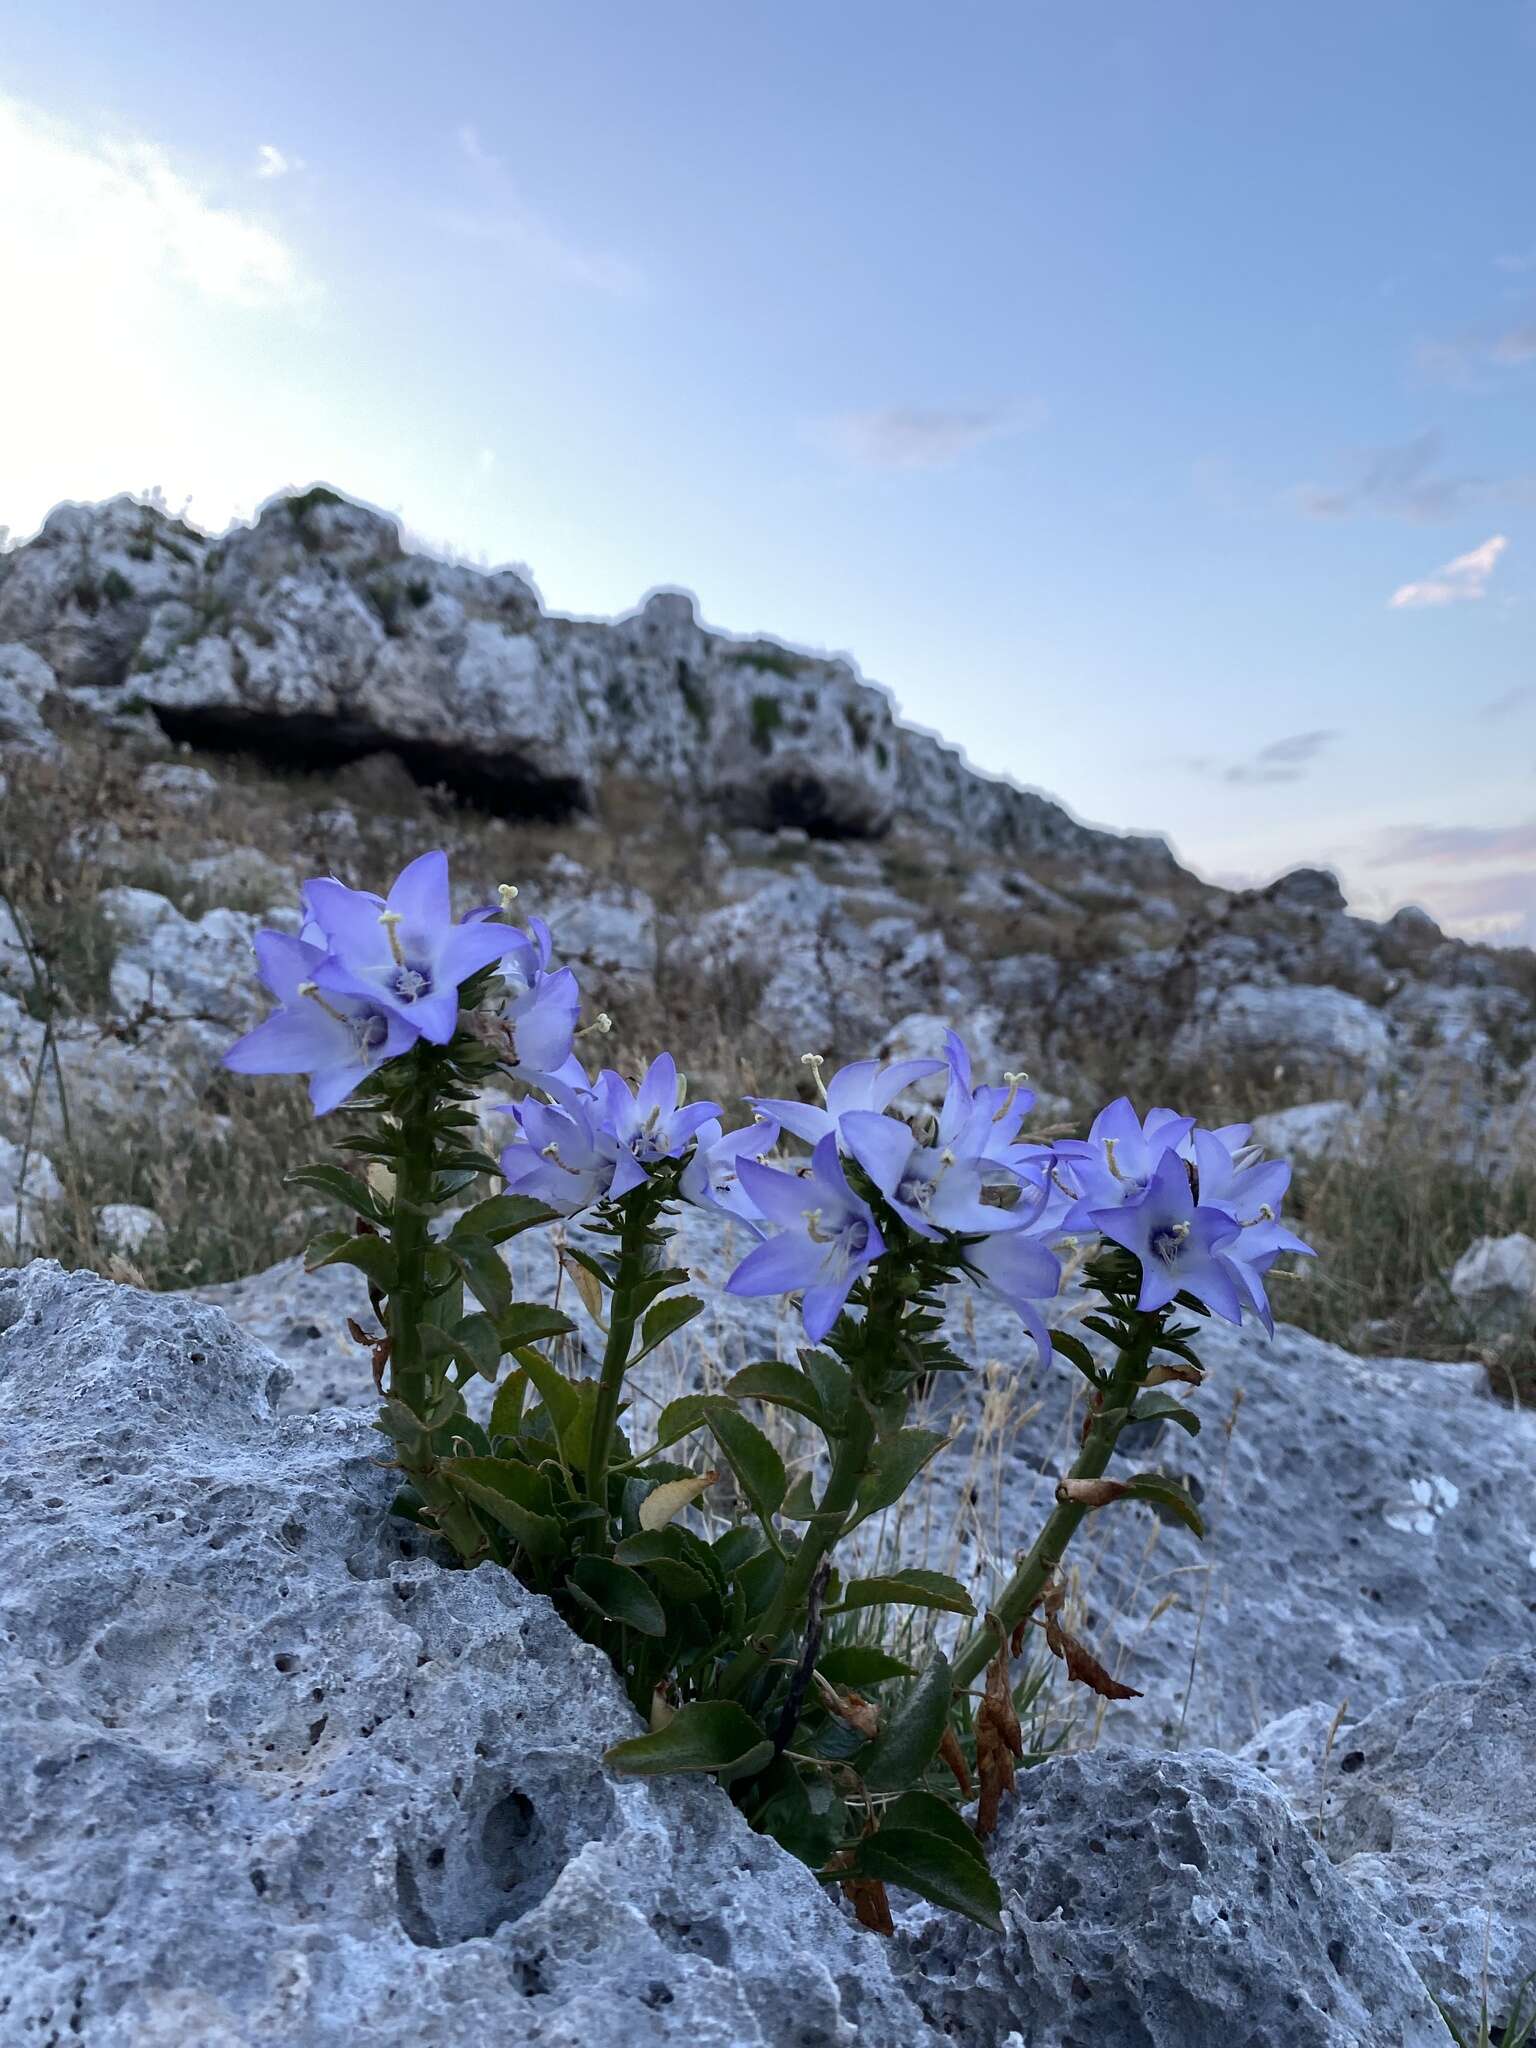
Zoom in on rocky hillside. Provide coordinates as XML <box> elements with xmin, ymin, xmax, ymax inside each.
<box><xmin>0</xmin><ymin>485</ymin><xmax>1176</xmax><ymax>868</ymax></box>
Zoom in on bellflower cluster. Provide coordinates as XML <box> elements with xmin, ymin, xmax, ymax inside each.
<box><xmin>1047</xmin><ymin>1095</ymin><xmax>1314</xmax><ymax>1332</ymax></box>
<box><xmin>731</xmin><ymin>1035</ymin><xmax>1065</xmax><ymax>1352</ymax></box>
<box><xmin>225</xmin><ymin>851</ymin><xmax>571</xmax><ymax>1113</ymax></box>
<box><xmin>498</xmin><ymin>1052</ymin><xmax>723</xmax><ymax>1212</ymax></box>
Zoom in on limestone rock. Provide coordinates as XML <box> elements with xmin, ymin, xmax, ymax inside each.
<box><xmin>1174</xmin><ymin>981</ymin><xmax>1395</xmax><ymax>1084</ymax></box>
<box><xmin>95</xmin><ymin>1201</ymin><xmax>167</xmax><ymax>1254</ymax></box>
<box><xmin>899</xmin><ymin>1750</ymin><xmax>1449</xmax><ymax>2047</ymax></box>
<box><xmin>1248</xmin><ymin>1099</ymin><xmax>1356</xmax><ymax>1163</ymax></box>
<box><xmin>0</xmin><ymin>1261</ymin><xmax>935</xmax><ymax>2047</ymax></box>
<box><xmin>0</xmin><ymin>1134</ymin><xmax>63</xmax><ymax>1255</ymax></box>
<box><xmin>0</xmin><ymin>641</ymin><xmax>59</xmax><ymax>752</ymax></box>
<box><xmin>1321</xmin><ymin>1653</ymin><xmax>1536</xmax><ymax>2027</ymax></box>
<box><xmin>1448</xmin><ymin>1232</ymin><xmax>1536</xmax><ymax>1339</ymax></box>
<box><xmin>98</xmin><ymin>885</ymin><xmax>263</xmax><ymax>1029</ymax></box>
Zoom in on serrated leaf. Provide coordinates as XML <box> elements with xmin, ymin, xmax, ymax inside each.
<box><xmin>285</xmin><ymin>1163</ymin><xmax>386</xmax><ymax>1225</ymax></box>
<box><xmin>653</xmin><ymin>1392</ymin><xmax>736</xmax><ymax>1451</ymax></box>
<box><xmin>724</xmin><ymin>1362</ymin><xmax>829</xmax><ymax>1432</ymax></box>
<box><xmin>1121</xmin><ymin>1471</ymin><xmax>1206</xmax><ymax>1536</ymax></box>
<box><xmin>836</xmin><ymin>1569</ymin><xmax>975</xmax><ymax>1617</ymax></box>
<box><xmin>1129</xmin><ymin>1393</ymin><xmax>1202</xmax><ymax>1438</ymax></box>
<box><xmin>708</xmin><ymin>1408</ymin><xmax>786</xmax><ymax>1529</ymax></box>
<box><xmin>816</xmin><ymin>1646</ymin><xmax>915</xmax><ymax>1687</ymax></box>
<box><xmin>1049</xmin><ymin>1330</ymin><xmax>1103</xmax><ymax>1383</ymax></box>
<box><xmin>780</xmin><ymin>1469</ymin><xmax>819</xmax><ymax>1520</ymax></box>
<box><xmin>638</xmin><ymin>1468</ymin><xmax>718</xmax><ymax>1531</ymax></box>
<box><xmin>306</xmin><ymin>1229</ymin><xmax>397</xmax><ymax>1291</ymax></box>
<box><xmin>843</xmin><ymin>1827</ymin><xmax>1002</xmax><ymax>1930</ymax></box>
<box><xmin>451</xmin><ymin>1311</ymin><xmax>502</xmax><ymax>1382</ymax></box>
<box><xmin>852</xmin><ymin>1427</ymin><xmax>950</xmax><ymax>1524</ymax></box>
<box><xmin>614</xmin><ymin>1526</ymin><xmax>721</xmax><ymax>1603</ymax></box>
<box><xmin>498</xmin><ymin>1301</ymin><xmax>577</xmax><ymax>1348</ymax></box>
<box><xmin>711</xmin><ymin>1525</ymin><xmax>765</xmax><ymax>1573</ymax></box>
<box><xmin>451</xmin><ymin>1193</ymin><xmax>556</xmax><ymax>1244</ymax></box>
<box><xmin>858</xmin><ymin>1650</ymin><xmax>954</xmax><ymax>1794</ymax></box>
<box><xmin>630</xmin><ymin>1293</ymin><xmax>704</xmax><ymax>1366</ymax></box>
<box><xmin>440</xmin><ymin>1455</ymin><xmax>562</xmax><ymax>1558</ymax></box>
<box><xmin>799</xmin><ymin>1348</ymin><xmax>851</xmax><ymax>1430</ymax></box>
<box><xmin>488</xmin><ymin>1371</ymin><xmax>526</xmax><ymax>1441</ymax></box>
<box><xmin>604</xmin><ymin>1700</ymin><xmax>774</xmax><ymax>1782</ymax></box>
<box><xmin>447</xmin><ymin>1236</ymin><xmax>512</xmax><ymax>1317</ymax></box>
<box><xmin>569</xmin><ymin>1557</ymin><xmax>666</xmax><ymax>1637</ymax></box>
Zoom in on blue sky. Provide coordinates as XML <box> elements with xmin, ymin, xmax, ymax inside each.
<box><xmin>2</xmin><ymin>2</ymin><xmax>1534</xmax><ymax>938</ymax></box>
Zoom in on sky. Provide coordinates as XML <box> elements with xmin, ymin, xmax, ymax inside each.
<box><xmin>2</xmin><ymin>2</ymin><xmax>1534</xmax><ymax>940</ymax></box>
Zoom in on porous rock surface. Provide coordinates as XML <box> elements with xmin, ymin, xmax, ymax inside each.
<box><xmin>0</xmin><ymin>1260</ymin><xmax>936</xmax><ymax>2047</ymax></box>
<box><xmin>898</xmin><ymin>1749</ymin><xmax>1449</xmax><ymax>2047</ymax></box>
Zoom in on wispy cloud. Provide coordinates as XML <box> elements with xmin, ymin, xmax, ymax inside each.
<box><xmin>1297</xmin><ymin>431</ymin><xmax>1475</xmax><ymax>522</ymax></box>
<box><xmin>255</xmin><ymin>143</ymin><xmax>301</xmax><ymax>180</ymax></box>
<box><xmin>1192</xmin><ymin>728</ymin><xmax>1340</xmax><ymax>786</ymax></box>
<box><xmin>810</xmin><ymin>401</ymin><xmax>1045</xmax><ymax>471</ymax></box>
<box><xmin>1481</xmin><ymin>683</ymin><xmax>1536</xmax><ymax>719</ymax></box>
<box><xmin>0</xmin><ymin>92</ymin><xmax>306</xmax><ymax>310</ymax></box>
<box><xmin>1416</xmin><ymin>320</ymin><xmax>1536</xmax><ymax>383</ymax></box>
<box><xmin>440</xmin><ymin>123</ymin><xmax>642</xmax><ymax>294</ymax></box>
<box><xmin>1388</xmin><ymin>533</ymin><xmax>1508</xmax><ymax>609</ymax></box>
<box><xmin>1364</xmin><ymin>817</ymin><xmax>1536</xmax><ymax>867</ymax></box>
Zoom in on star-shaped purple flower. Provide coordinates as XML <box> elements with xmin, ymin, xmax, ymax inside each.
<box><xmin>727</xmin><ymin>1133</ymin><xmax>886</xmax><ymax>1342</ymax></box>
<box><xmin>1089</xmin><ymin>1149</ymin><xmax>1247</xmax><ymax>1322</ymax></box>
<box><xmin>224</xmin><ymin>930</ymin><xmax>419</xmax><ymax>1115</ymax></box>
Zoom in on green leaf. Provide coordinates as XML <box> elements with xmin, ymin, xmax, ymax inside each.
<box><xmin>559</xmin><ymin>1243</ymin><xmax>617</xmax><ymax>1290</ymax></box>
<box><xmin>1049</xmin><ymin>1330</ymin><xmax>1103</xmax><ymax>1383</ymax></box>
<box><xmin>1121</xmin><ymin>1471</ymin><xmax>1206</xmax><ymax>1536</ymax></box>
<box><xmin>630</xmin><ymin>1294</ymin><xmax>705</xmax><ymax>1366</ymax></box>
<box><xmin>881</xmin><ymin>1788</ymin><xmax>990</xmax><ymax>1868</ymax></box>
<box><xmin>569</xmin><ymin>1557</ymin><xmax>666</xmax><ymax>1637</ymax></box>
<box><xmin>735</xmin><ymin>1545</ymin><xmax>784</xmax><ymax>1623</ymax></box>
<box><xmin>779</xmin><ymin>1470</ymin><xmax>819</xmax><ymax>1521</ymax></box>
<box><xmin>284</xmin><ymin>1163</ymin><xmax>386</xmax><ymax>1225</ymax></box>
<box><xmin>712</xmin><ymin>1526</ymin><xmax>766</xmax><ymax>1574</ymax></box>
<box><xmin>451</xmin><ymin>1312</ymin><xmax>503</xmax><ymax>1382</ymax></box>
<box><xmin>431</xmin><ymin>1147</ymin><xmax>506</xmax><ymax>1177</ymax></box>
<box><xmin>488</xmin><ymin>1371</ymin><xmax>527</xmax><ymax>1441</ymax></box>
<box><xmin>724</xmin><ymin>1362</ymin><xmax>829</xmax><ymax>1432</ymax></box>
<box><xmin>859</xmin><ymin>1651</ymin><xmax>954</xmax><ymax>1794</ymax></box>
<box><xmin>748</xmin><ymin>1755</ymin><xmax>846</xmax><ymax>1869</ymax></box>
<box><xmin>1129</xmin><ymin>1393</ymin><xmax>1202</xmax><ymax>1438</ymax></box>
<box><xmin>440</xmin><ymin>1456</ymin><xmax>562</xmax><ymax>1558</ymax></box>
<box><xmin>614</xmin><ymin>1526</ymin><xmax>722</xmax><ymax>1604</ymax></box>
<box><xmin>799</xmin><ymin>1349</ymin><xmax>851</xmax><ymax>1431</ymax></box>
<box><xmin>305</xmin><ymin>1229</ymin><xmax>397</xmax><ymax>1291</ymax></box>
<box><xmin>836</xmin><ymin>1568</ymin><xmax>975</xmax><ymax>1617</ymax></box>
<box><xmin>816</xmin><ymin>1645</ymin><xmax>915</xmax><ymax>1688</ymax></box>
<box><xmin>844</xmin><ymin>1827</ymin><xmax>1002</xmax><ymax>1930</ymax></box>
<box><xmin>852</xmin><ymin>1427</ymin><xmax>950</xmax><ymax>1524</ymax></box>
<box><xmin>653</xmin><ymin>1392</ymin><xmax>736</xmax><ymax>1451</ymax></box>
<box><xmin>497</xmin><ymin>1301</ymin><xmax>577</xmax><ymax>1348</ymax></box>
<box><xmin>451</xmin><ymin>1193</ymin><xmax>557</xmax><ymax>1244</ymax></box>
<box><xmin>447</xmin><ymin>1236</ymin><xmax>512</xmax><ymax>1317</ymax></box>
<box><xmin>520</xmin><ymin>1350</ymin><xmax>582</xmax><ymax>1461</ymax></box>
<box><xmin>708</xmin><ymin>1408</ymin><xmax>787</xmax><ymax>1528</ymax></box>
<box><xmin>604</xmin><ymin>1700</ymin><xmax>775</xmax><ymax>1782</ymax></box>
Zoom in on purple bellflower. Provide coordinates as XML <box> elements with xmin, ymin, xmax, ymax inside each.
<box><xmin>680</xmin><ymin>1115</ymin><xmax>782</xmax><ymax>1233</ymax></box>
<box><xmin>585</xmin><ymin>1053</ymin><xmax>723</xmax><ymax>1199</ymax></box>
<box><xmin>499</xmin><ymin>1089</ymin><xmax>618</xmax><ymax>1215</ymax></box>
<box><xmin>304</xmin><ymin>851</ymin><xmax>515</xmax><ymax>1046</ymax></box>
<box><xmin>224</xmin><ymin>930</ymin><xmax>419</xmax><ymax>1115</ymax></box>
<box><xmin>748</xmin><ymin>1054</ymin><xmax>945</xmax><ymax>1149</ymax></box>
<box><xmin>1191</xmin><ymin>1128</ymin><xmax>1314</xmax><ymax>1333</ymax></box>
<box><xmin>1089</xmin><ymin>1149</ymin><xmax>1248</xmax><ymax>1322</ymax></box>
<box><xmin>962</xmin><ymin>1229</ymin><xmax>1063</xmax><ymax>1364</ymax></box>
<box><xmin>1055</xmin><ymin>1096</ymin><xmax>1197</xmax><ymax>1232</ymax></box>
<box><xmin>728</xmin><ymin>1133</ymin><xmax>886</xmax><ymax>1342</ymax></box>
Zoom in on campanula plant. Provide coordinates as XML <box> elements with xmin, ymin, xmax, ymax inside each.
<box><xmin>231</xmin><ymin>852</ymin><xmax>1314</xmax><ymax>1938</ymax></box>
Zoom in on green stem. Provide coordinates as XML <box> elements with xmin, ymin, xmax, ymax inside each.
<box><xmin>717</xmin><ymin>1267</ymin><xmax>904</xmax><ymax>1702</ymax></box>
<box><xmin>387</xmin><ymin>1064</ymin><xmax>438</xmax><ymax>1423</ymax></box>
<box><xmin>949</xmin><ymin>1313</ymin><xmax>1157</xmax><ymax>1693</ymax></box>
<box><xmin>583</xmin><ymin>1187</ymin><xmax>658</xmax><ymax>1526</ymax></box>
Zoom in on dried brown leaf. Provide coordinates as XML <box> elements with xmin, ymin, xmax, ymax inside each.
<box><xmin>639</xmin><ymin>1469</ymin><xmax>718</xmax><ymax>1532</ymax></box>
<box><xmin>1144</xmin><ymin>1360</ymin><xmax>1204</xmax><ymax>1387</ymax></box>
<box><xmin>811</xmin><ymin>1671</ymin><xmax>881</xmax><ymax>1740</ymax></box>
<box><xmin>938</xmin><ymin>1723</ymin><xmax>973</xmax><ymax>1799</ymax></box>
<box><xmin>841</xmin><ymin>1876</ymin><xmax>894</xmax><ymax>1936</ymax></box>
<box><xmin>1044</xmin><ymin>1611</ymin><xmax>1143</xmax><ymax>1701</ymax></box>
<box><xmin>974</xmin><ymin>1638</ymin><xmax>1024</xmax><ymax>1837</ymax></box>
<box><xmin>1055</xmin><ymin>1477</ymin><xmax>1128</xmax><ymax>1507</ymax></box>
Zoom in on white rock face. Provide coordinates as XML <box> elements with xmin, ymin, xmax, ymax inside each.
<box><xmin>0</xmin><ymin>1261</ymin><xmax>936</xmax><ymax>2047</ymax></box>
<box><xmin>0</xmin><ymin>641</ymin><xmax>59</xmax><ymax>752</ymax></box>
<box><xmin>0</xmin><ymin>488</ymin><xmax>1181</xmax><ymax>875</ymax></box>
<box><xmin>899</xmin><ymin>1751</ymin><xmax>1449</xmax><ymax>2047</ymax></box>
<box><xmin>1447</xmin><ymin>1232</ymin><xmax>1536</xmax><ymax>1339</ymax></box>
<box><xmin>1249</xmin><ymin>1099</ymin><xmax>1356</xmax><ymax>1163</ymax></box>
<box><xmin>0</xmin><ymin>1134</ymin><xmax>63</xmax><ymax>1254</ymax></box>
<box><xmin>1175</xmin><ymin>981</ymin><xmax>1395</xmax><ymax>1083</ymax></box>
<box><xmin>95</xmin><ymin>1201</ymin><xmax>166</xmax><ymax>1254</ymax></box>
<box><xmin>98</xmin><ymin>885</ymin><xmax>264</xmax><ymax>1029</ymax></box>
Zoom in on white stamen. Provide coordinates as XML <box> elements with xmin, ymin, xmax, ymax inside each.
<box><xmin>378</xmin><ymin>908</ymin><xmax>407</xmax><ymax>966</ymax></box>
<box><xmin>800</xmin><ymin>1051</ymin><xmax>827</xmax><ymax>1103</ymax></box>
<box><xmin>297</xmin><ymin>980</ymin><xmax>350</xmax><ymax>1025</ymax></box>
<box><xmin>497</xmin><ymin>883</ymin><xmax>520</xmax><ymax>911</ymax></box>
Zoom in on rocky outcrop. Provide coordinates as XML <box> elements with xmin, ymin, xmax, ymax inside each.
<box><xmin>0</xmin><ymin>486</ymin><xmax>1180</xmax><ymax>871</ymax></box>
<box><xmin>0</xmin><ymin>1259</ymin><xmax>935</xmax><ymax>2047</ymax></box>
<box><xmin>1448</xmin><ymin>1232</ymin><xmax>1536</xmax><ymax>1339</ymax></box>
<box><xmin>899</xmin><ymin>1751</ymin><xmax>1449</xmax><ymax>2047</ymax></box>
